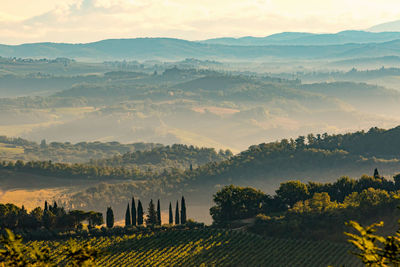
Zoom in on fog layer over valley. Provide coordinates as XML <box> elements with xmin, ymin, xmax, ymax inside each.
<box><xmin>1</xmin><ymin>58</ymin><xmax>400</xmax><ymax>152</ymax></box>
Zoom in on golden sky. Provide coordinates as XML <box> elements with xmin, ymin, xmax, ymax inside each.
<box><xmin>1</xmin><ymin>0</ymin><xmax>400</xmax><ymax>44</ymax></box>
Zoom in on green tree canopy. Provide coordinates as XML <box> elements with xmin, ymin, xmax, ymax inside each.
<box><xmin>210</xmin><ymin>185</ymin><xmax>265</xmax><ymax>224</ymax></box>
<box><xmin>276</xmin><ymin>180</ymin><xmax>309</xmax><ymax>208</ymax></box>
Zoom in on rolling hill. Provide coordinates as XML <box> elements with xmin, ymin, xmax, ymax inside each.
<box><xmin>89</xmin><ymin>144</ymin><xmax>232</xmax><ymax>171</ymax></box>
<box><xmin>64</xmin><ymin>126</ymin><xmax>400</xmax><ymax>223</ymax></box>
<box><xmin>3</xmin><ymin>36</ymin><xmax>400</xmax><ymax>61</ymax></box>
<box><xmin>368</xmin><ymin>20</ymin><xmax>400</xmax><ymax>32</ymax></box>
<box><xmin>201</xmin><ymin>30</ymin><xmax>400</xmax><ymax>46</ymax></box>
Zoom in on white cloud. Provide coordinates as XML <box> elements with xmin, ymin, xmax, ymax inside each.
<box><xmin>0</xmin><ymin>0</ymin><xmax>400</xmax><ymax>44</ymax></box>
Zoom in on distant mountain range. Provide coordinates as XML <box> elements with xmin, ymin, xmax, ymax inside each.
<box><xmin>369</xmin><ymin>19</ymin><xmax>400</xmax><ymax>32</ymax></box>
<box><xmin>201</xmin><ymin>30</ymin><xmax>400</xmax><ymax>46</ymax></box>
<box><xmin>2</xmin><ymin>30</ymin><xmax>400</xmax><ymax>61</ymax></box>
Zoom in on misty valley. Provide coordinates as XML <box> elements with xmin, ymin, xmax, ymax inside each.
<box><xmin>2</xmin><ymin>29</ymin><xmax>400</xmax><ymax>265</ymax></box>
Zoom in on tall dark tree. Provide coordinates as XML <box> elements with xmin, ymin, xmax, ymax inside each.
<box><xmin>146</xmin><ymin>199</ymin><xmax>157</xmax><ymax>226</ymax></box>
<box><xmin>175</xmin><ymin>201</ymin><xmax>180</xmax><ymax>225</ymax></box>
<box><xmin>394</xmin><ymin>174</ymin><xmax>400</xmax><ymax>190</ymax></box>
<box><xmin>125</xmin><ymin>203</ymin><xmax>131</xmax><ymax>226</ymax></box>
<box><xmin>374</xmin><ymin>168</ymin><xmax>380</xmax><ymax>179</ymax></box>
<box><xmin>169</xmin><ymin>202</ymin><xmax>173</xmax><ymax>224</ymax></box>
<box><xmin>44</xmin><ymin>201</ymin><xmax>48</xmax><ymax>211</ymax></box>
<box><xmin>181</xmin><ymin>196</ymin><xmax>187</xmax><ymax>224</ymax></box>
<box><xmin>43</xmin><ymin>210</ymin><xmax>55</xmax><ymax>229</ymax></box>
<box><xmin>131</xmin><ymin>197</ymin><xmax>136</xmax><ymax>226</ymax></box>
<box><xmin>137</xmin><ymin>200</ymin><xmax>144</xmax><ymax>225</ymax></box>
<box><xmin>106</xmin><ymin>207</ymin><xmax>114</xmax><ymax>228</ymax></box>
<box><xmin>156</xmin><ymin>199</ymin><xmax>161</xmax><ymax>225</ymax></box>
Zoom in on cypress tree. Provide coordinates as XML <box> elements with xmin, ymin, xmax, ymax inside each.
<box><xmin>181</xmin><ymin>196</ymin><xmax>187</xmax><ymax>224</ymax></box>
<box><xmin>125</xmin><ymin>203</ymin><xmax>131</xmax><ymax>226</ymax></box>
<box><xmin>175</xmin><ymin>201</ymin><xmax>180</xmax><ymax>225</ymax></box>
<box><xmin>146</xmin><ymin>199</ymin><xmax>157</xmax><ymax>226</ymax></box>
<box><xmin>44</xmin><ymin>201</ymin><xmax>48</xmax><ymax>211</ymax></box>
<box><xmin>131</xmin><ymin>196</ymin><xmax>136</xmax><ymax>226</ymax></box>
<box><xmin>169</xmin><ymin>202</ymin><xmax>173</xmax><ymax>224</ymax></box>
<box><xmin>156</xmin><ymin>199</ymin><xmax>161</xmax><ymax>225</ymax></box>
<box><xmin>43</xmin><ymin>210</ymin><xmax>54</xmax><ymax>229</ymax></box>
<box><xmin>106</xmin><ymin>207</ymin><xmax>114</xmax><ymax>228</ymax></box>
<box><xmin>374</xmin><ymin>168</ymin><xmax>380</xmax><ymax>179</ymax></box>
<box><xmin>137</xmin><ymin>200</ymin><xmax>144</xmax><ymax>225</ymax></box>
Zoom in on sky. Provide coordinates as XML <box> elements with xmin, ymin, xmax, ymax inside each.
<box><xmin>1</xmin><ymin>0</ymin><xmax>400</xmax><ymax>44</ymax></box>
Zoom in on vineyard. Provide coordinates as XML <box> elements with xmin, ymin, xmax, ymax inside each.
<box><xmin>28</xmin><ymin>229</ymin><xmax>361</xmax><ymax>266</ymax></box>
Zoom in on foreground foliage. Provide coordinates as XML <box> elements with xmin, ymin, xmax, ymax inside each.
<box><xmin>0</xmin><ymin>229</ymin><xmax>102</xmax><ymax>266</ymax></box>
<box><xmin>346</xmin><ymin>220</ymin><xmax>400</xmax><ymax>266</ymax></box>
<box><xmin>0</xmin><ymin>229</ymin><xmax>52</xmax><ymax>266</ymax></box>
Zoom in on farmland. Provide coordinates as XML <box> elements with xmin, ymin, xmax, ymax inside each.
<box><xmin>29</xmin><ymin>229</ymin><xmax>360</xmax><ymax>266</ymax></box>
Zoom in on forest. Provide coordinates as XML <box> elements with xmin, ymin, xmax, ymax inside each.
<box><xmin>210</xmin><ymin>169</ymin><xmax>400</xmax><ymax>241</ymax></box>
<box><xmin>3</xmin><ymin>126</ymin><xmax>400</xmax><ymax>222</ymax></box>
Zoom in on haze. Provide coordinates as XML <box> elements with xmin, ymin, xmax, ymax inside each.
<box><xmin>1</xmin><ymin>0</ymin><xmax>400</xmax><ymax>44</ymax></box>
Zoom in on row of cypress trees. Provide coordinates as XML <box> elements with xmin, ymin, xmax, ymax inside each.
<box><xmin>105</xmin><ymin>196</ymin><xmax>187</xmax><ymax>228</ymax></box>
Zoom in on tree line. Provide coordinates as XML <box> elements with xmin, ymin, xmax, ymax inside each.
<box><xmin>209</xmin><ymin>169</ymin><xmax>400</xmax><ymax>242</ymax></box>
<box><xmin>90</xmin><ymin>144</ymin><xmax>232</xmax><ymax>171</ymax></box>
<box><xmin>0</xmin><ymin>160</ymin><xmax>143</xmax><ymax>180</ymax></box>
<box><xmin>210</xmin><ymin>168</ymin><xmax>400</xmax><ymax>224</ymax></box>
<box><xmin>0</xmin><ymin>201</ymin><xmax>103</xmax><ymax>231</ymax></box>
<box><xmin>105</xmin><ymin>196</ymin><xmax>188</xmax><ymax>228</ymax></box>
<box><xmin>0</xmin><ymin>195</ymin><xmax>191</xmax><ymax>235</ymax></box>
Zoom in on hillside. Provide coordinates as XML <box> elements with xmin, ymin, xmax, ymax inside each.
<box><xmin>297</xmin><ymin>82</ymin><xmax>400</xmax><ymax>115</ymax></box>
<box><xmin>0</xmin><ymin>136</ymin><xmax>161</xmax><ymax>163</ymax></box>
<box><xmin>369</xmin><ymin>20</ymin><xmax>400</xmax><ymax>32</ymax></box>
<box><xmin>3</xmin><ymin>37</ymin><xmax>400</xmax><ymax>61</ymax></box>
<box><xmin>3</xmin><ymin>127</ymin><xmax>400</xmax><ymax>223</ymax></box>
<box><xmin>184</xmin><ymin>126</ymin><xmax>400</xmax><ymax>189</ymax></box>
<box><xmin>202</xmin><ymin>30</ymin><xmax>400</xmax><ymax>46</ymax></box>
<box><xmin>31</xmin><ymin>229</ymin><xmax>360</xmax><ymax>266</ymax></box>
<box><xmin>90</xmin><ymin>144</ymin><xmax>232</xmax><ymax>171</ymax></box>
<box><xmin>65</xmin><ymin>126</ymin><xmax>400</xmax><ymax>223</ymax></box>
<box><xmin>0</xmin><ymin>65</ymin><xmax>398</xmax><ymax>151</ymax></box>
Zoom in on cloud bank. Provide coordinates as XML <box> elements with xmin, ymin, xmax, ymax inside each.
<box><xmin>1</xmin><ymin>0</ymin><xmax>400</xmax><ymax>44</ymax></box>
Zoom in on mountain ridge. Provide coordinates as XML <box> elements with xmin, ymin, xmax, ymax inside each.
<box><xmin>2</xmin><ymin>31</ymin><xmax>400</xmax><ymax>61</ymax></box>
<box><xmin>200</xmin><ymin>30</ymin><xmax>400</xmax><ymax>46</ymax></box>
<box><xmin>368</xmin><ymin>20</ymin><xmax>400</xmax><ymax>32</ymax></box>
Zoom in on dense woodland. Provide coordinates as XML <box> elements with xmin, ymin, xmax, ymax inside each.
<box><xmin>0</xmin><ymin>160</ymin><xmax>143</xmax><ymax>180</ymax></box>
<box><xmin>90</xmin><ymin>144</ymin><xmax>232</xmax><ymax>171</ymax></box>
<box><xmin>0</xmin><ymin>135</ymin><xmax>161</xmax><ymax>163</ymax></box>
<box><xmin>0</xmin><ymin>202</ymin><xmax>103</xmax><ymax>232</ymax></box>
<box><xmin>40</xmin><ymin>125</ymin><xmax>400</xmax><ymax>213</ymax></box>
<box><xmin>210</xmin><ymin>169</ymin><xmax>400</xmax><ymax>242</ymax></box>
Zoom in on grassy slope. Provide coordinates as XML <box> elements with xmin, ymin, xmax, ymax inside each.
<box><xmin>31</xmin><ymin>229</ymin><xmax>361</xmax><ymax>266</ymax></box>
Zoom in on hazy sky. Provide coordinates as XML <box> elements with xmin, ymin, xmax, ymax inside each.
<box><xmin>1</xmin><ymin>0</ymin><xmax>400</xmax><ymax>44</ymax></box>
